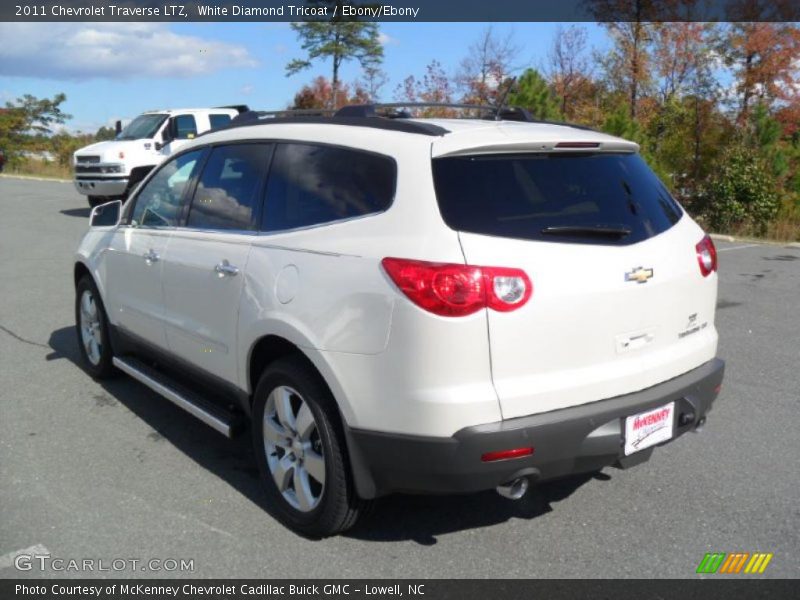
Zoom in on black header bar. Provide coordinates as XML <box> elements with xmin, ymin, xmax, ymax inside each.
<box><xmin>3</xmin><ymin>0</ymin><xmax>799</xmax><ymax>22</ymax></box>
<box><xmin>2</xmin><ymin>579</ymin><xmax>797</xmax><ymax>600</ymax></box>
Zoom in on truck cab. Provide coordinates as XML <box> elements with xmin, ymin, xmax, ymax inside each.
<box><xmin>73</xmin><ymin>106</ymin><xmax>245</xmax><ymax>207</ymax></box>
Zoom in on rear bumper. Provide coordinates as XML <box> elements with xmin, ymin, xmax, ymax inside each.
<box><xmin>346</xmin><ymin>358</ymin><xmax>724</xmax><ymax>499</ymax></box>
<box><xmin>74</xmin><ymin>177</ymin><xmax>128</xmax><ymax>197</ymax></box>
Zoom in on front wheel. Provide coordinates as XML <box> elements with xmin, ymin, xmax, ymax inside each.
<box><xmin>75</xmin><ymin>276</ymin><xmax>116</xmax><ymax>379</ymax></box>
<box><xmin>87</xmin><ymin>195</ymin><xmax>107</xmax><ymax>208</ymax></box>
<box><xmin>252</xmin><ymin>357</ymin><xmax>370</xmax><ymax>537</ymax></box>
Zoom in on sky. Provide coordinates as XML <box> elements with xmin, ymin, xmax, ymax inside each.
<box><xmin>0</xmin><ymin>22</ymin><xmax>610</xmax><ymax>133</ymax></box>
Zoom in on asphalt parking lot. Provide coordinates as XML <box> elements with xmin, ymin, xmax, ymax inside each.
<box><xmin>1</xmin><ymin>176</ymin><xmax>798</xmax><ymax>579</ymax></box>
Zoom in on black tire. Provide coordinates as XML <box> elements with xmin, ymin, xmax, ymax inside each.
<box><xmin>75</xmin><ymin>275</ymin><xmax>116</xmax><ymax>379</ymax></box>
<box><xmin>87</xmin><ymin>196</ymin><xmax>106</xmax><ymax>208</ymax></box>
<box><xmin>124</xmin><ymin>167</ymin><xmax>152</xmax><ymax>198</ymax></box>
<box><xmin>252</xmin><ymin>357</ymin><xmax>370</xmax><ymax>537</ymax></box>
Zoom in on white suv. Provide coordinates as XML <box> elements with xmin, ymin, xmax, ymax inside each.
<box><xmin>74</xmin><ymin>104</ymin><xmax>725</xmax><ymax>536</ymax></box>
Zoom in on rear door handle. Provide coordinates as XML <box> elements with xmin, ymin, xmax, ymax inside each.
<box><xmin>143</xmin><ymin>249</ymin><xmax>159</xmax><ymax>264</ymax></box>
<box><xmin>214</xmin><ymin>260</ymin><xmax>239</xmax><ymax>277</ymax></box>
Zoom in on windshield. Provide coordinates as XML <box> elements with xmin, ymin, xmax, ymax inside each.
<box><xmin>432</xmin><ymin>152</ymin><xmax>683</xmax><ymax>245</ymax></box>
<box><xmin>117</xmin><ymin>114</ymin><xmax>168</xmax><ymax>141</ymax></box>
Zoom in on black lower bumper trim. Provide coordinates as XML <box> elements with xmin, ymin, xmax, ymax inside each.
<box><xmin>346</xmin><ymin>358</ymin><xmax>724</xmax><ymax>499</ymax></box>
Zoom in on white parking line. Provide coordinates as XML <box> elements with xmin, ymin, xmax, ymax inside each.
<box><xmin>0</xmin><ymin>544</ymin><xmax>51</xmax><ymax>570</ymax></box>
<box><xmin>717</xmin><ymin>244</ymin><xmax>760</xmax><ymax>252</ymax></box>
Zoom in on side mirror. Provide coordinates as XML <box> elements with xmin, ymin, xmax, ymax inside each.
<box><xmin>155</xmin><ymin>122</ymin><xmax>173</xmax><ymax>151</ymax></box>
<box><xmin>89</xmin><ymin>200</ymin><xmax>122</xmax><ymax>228</ymax></box>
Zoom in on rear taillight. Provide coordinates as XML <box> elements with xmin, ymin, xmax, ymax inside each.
<box><xmin>381</xmin><ymin>258</ymin><xmax>532</xmax><ymax>317</ymax></box>
<box><xmin>696</xmin><ymin>235</ymin><xmax>718</xmax><ymax>277</ymax></box>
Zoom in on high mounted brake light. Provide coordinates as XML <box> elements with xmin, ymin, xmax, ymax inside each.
<box><xmin>381</xmin><ymin>258</ymin><xmax>532</xmax><ymax>317</ymax></box>
<box><xmin>555</xmin><ymin>142</ymin><xmax>600</xmax><ymax>148</ymax></box>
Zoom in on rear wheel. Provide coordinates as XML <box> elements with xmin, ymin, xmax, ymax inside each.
<box><xmin>252</xmin><ymin>357</ymin><xmax>369</xmax><ymax>537</ymax></box>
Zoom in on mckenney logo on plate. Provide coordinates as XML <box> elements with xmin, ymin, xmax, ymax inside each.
<box><xmin>632</xmin><ymin>407</ymin><xmax>671</xmax><ymax>431</ymax></box>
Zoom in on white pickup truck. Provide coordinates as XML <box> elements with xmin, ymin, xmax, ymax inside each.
<box><xmin>73</xmin><ymin>106</ymin><xmax>246</xmax><ymax>207</ymax></box>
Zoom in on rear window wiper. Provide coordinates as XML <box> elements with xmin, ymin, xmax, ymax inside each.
<box><xmin>540</xmin><ymin>225</ymin><xmax>632</xmax><ymax>238</ymax></box>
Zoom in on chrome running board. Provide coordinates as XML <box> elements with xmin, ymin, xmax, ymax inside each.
<box><xmin>113</xmin><ymin>356</ymin><xmax>238</xmax><ymax>437</ymax></box>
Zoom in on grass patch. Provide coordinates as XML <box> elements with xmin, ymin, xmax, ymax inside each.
<box><xmin>4</xmin><ymin>158</ymin><xmax>71</xmax><ymax>180</ymax></box>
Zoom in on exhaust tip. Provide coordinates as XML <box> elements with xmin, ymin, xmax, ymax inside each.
<box><xmin>496</xmin><ymin>477</ymin><xmax>529</xmax><ymax>500</ymax></box>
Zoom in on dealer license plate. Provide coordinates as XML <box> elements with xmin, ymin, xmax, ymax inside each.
<box><xmin>623</xmin><ymin>401</ymin><xmax>675</xmax><ymax>456</ymax></box>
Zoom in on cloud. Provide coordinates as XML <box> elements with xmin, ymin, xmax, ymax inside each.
<box><xmin>0</xmin><ymin>23</ymin><xmax>258</xmax><ymax>80</ymax></box>
<box><xmin>377</xmin><ymin>32</ymin><xmax>397</xmax><ymax>46</ymax></box>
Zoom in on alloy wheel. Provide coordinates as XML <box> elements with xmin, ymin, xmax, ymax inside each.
<box><xmin>262</xmin><ymin>386</ymin><xmax>326</xmax><ymax>512</ymax></box>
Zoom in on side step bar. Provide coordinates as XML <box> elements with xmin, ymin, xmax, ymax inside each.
<box><xmin>112</xmin><ymin>357</ymin><xmax>241</xmax><ymax>438</ymax></box>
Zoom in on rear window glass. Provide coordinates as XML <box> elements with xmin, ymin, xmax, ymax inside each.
<box><xmin>432</xmin><ymin>153</ymin><xmax>682</xmax><ymax>245</ymax></box>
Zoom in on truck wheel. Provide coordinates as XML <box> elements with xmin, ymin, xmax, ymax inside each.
<box><xmin>125</xmin><ymin>167</ymin><xmax>152</xmax><ymax>198</ymax></box>
<box><xmin>75</xmin><ymin>275</ymin><xmax>116</xmax><ymax>379</ymax></box>
<box><xmin>88</xmin><ymin>196</ymin><xmax>106</xmax><ymax>208</ymax></box>
<box><xmin>252</xmin><ymin>357</ymin><xmax>370</xmax><ymax>537</ymax></box>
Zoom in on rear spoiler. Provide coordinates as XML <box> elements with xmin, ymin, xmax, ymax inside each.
<box><xmin>432</xmin><ymin>138</ymin><xmax>639</xmax><ymax>158</ymax></box>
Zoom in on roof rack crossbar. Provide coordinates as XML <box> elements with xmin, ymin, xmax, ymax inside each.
<box><xmin>333</xmin><ymin>103</ymin><xmax>537</xmax><ymax>124</ymax></box>
<box><xmin>335</xmin><ymin>102</ymin><xmax>507</xmax><ymax>117</ymax></box>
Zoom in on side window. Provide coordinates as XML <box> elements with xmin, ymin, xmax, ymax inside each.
<box><xmin>209</xmin><ymin>113</ymin><xmax>232</xmax><ymax>129</ymax></box>
<box><xmin>186</xmin><ymin>144</ymin><xmax>270</xmax><ymax>231</ymax></box>
<box><xmin>262</xmin><ymin>143</ymin><xmax>396</xmax><ymax>233</ymax></box>
<box><xmin>173</xmin><ymin>114</ymin><xmax>197</xmax><ymax>139</ymax></box>
<box><xmin>130</xmin><ymin>150</ymin><xmax>203</xmax><ymax>228</ymax></box>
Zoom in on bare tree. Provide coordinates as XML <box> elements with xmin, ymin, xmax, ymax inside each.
<box><xmin>546</xmin><ymin>25</ymin><xmax>592</xmax><ymax>119</ymax></box>
<box><xmin>360</xmin><ymin>65</ymin><xmax>389</xmax><ymax>102</ymax></box>
<box><xmin>591</xmin><ymin>0</ymin><xmax>657</xmax><ymax>119</ymax></box>
<box><xmin>456</xmin><ymin>26</ymin><xmax>521</xmax><ymax>105</ymax></box>
<box><xmin>393</xmin><ymin>60</ymin><xmax>456</xmax><ymax>116</ymax></box>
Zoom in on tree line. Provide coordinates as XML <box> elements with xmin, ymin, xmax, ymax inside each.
<box><xmin>2</xmin><ymin>16</ymin><xmax>798</xmax><ymax>240</ymax></box>
<box><xmin>287</xmin><ymin>17</ymin><xmax>800</xmax><ymax>240</ymax></box>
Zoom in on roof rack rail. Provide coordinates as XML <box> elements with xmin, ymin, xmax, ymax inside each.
<box><xmin>210</xmin><ymin>107</ymin><xmax>449</xmax><ymax>137</ymax></box>
<box><xmin>204</xmin><ymin>103</ymin><xmax>600</xmax><ymax>137</ymax></box>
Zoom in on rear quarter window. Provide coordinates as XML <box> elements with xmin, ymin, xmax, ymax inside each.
<box><xmin>432</xmin><ymin>153</ymin><xmax>683</xmax><ymax>245</ymax></box>
<box><xmin>261</xmin><ymin>143</ymin><xmax>396</xmax><ymax>233</ymax></box>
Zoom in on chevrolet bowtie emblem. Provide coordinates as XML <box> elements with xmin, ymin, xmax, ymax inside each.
<box><xmin>625</xmin><ymin>266</ymin><xmax>654</xmax><ymax>283</ymax></box>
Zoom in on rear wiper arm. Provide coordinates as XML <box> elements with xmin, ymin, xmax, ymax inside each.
<box><xmin>540</xmin><ymin>225</ymin><xmax>632</xmax><ymax>238</ymax></box>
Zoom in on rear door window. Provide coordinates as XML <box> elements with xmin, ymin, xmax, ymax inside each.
<box><xmin>432</xmin><ymin>153</ymin><xmax>683</xmax><ymax>245</ymax></box>
<box><xmin>186</xmin><ymin>144</ymin><xmax>271</xmax><ymax>231</ymax></box>
<box><xmin>261</xmin><ymin>143</ymin><xmax>396</xmax><ymax>233</ymax></box>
